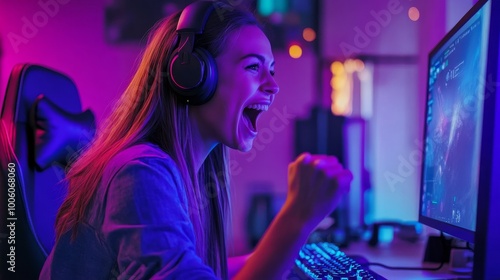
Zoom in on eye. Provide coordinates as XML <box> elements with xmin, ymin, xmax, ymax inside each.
<box><xmin>246</xmin><ymin>64</ymin><xmax>260</xmax><ymax>72</ymax></box>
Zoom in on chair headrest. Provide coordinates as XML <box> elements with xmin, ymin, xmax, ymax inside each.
<box><xmin>30</xmin><ymin>95</ymin><xmax>96</xmax><ymax>171</ymax></box>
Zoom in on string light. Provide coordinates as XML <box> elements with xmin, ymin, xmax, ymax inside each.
<box><xmin>289</xmin><ymin>44</ymin><xmax>302</xmax><ymax>59</ymax></box>
<box><xmin>330</xmin><ymin>61</ymin><xmax>350</xmax><ymax>115</ymax></box>
<box><xmin>302</xmin><ymin>27</ymin><xmax>316</xmax><ymax>42</ymax></box>
<box><xmin>408</xmin><ymin>7</ymin><xmax>420</xmax><ymax>21</ymax></box>
<box><xmin>330</xmin><ymin>59</ymin><xmax>366</xmax><ymax>116</ymax></box>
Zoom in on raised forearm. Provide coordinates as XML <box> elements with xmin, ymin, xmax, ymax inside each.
<box><xmin>232</xmin><ymin>204</ymin><xmax>313</xmax><ymax>280</ymax></box>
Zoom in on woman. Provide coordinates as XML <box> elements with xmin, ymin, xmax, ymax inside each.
<box><xmin>41</xmin><ymin>1</ymin><xmax>352</xmax><ymax>279</ymax></box>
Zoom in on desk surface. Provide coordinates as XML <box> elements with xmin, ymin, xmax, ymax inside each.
<box><xmin>342</xmin><ymin>237</ymin><xmax>472</xmax><ymax>279</ymax></box>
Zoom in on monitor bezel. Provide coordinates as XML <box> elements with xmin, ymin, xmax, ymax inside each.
<box><xmin>418</xmin><ymin>0</ymin><xmax>491</xmax><ymax>244</ymax></box>
<box><xmin>473</xmin><ymin>0</ymin><xmax>500</xmax><ymax>276</ymax></box>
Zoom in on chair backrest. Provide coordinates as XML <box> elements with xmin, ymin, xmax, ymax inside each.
<box><xmin>0</xmin><ymin>64</ymin><xmax>96</xmax><ymax>279</ymax></box>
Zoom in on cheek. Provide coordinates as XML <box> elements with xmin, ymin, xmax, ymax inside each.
<box><xmin>203</xmin><ymin>90</ymin><xmax>241</xmax><ymax>135</ymax></box>
<box><xmin>211</xmin><ymin>89</ymin><xmax>238</xmax><ymax>119</ymax></box>
<box><xmin>213</xmin><ymin>81</ymin><xmax>246</xmax><ymax>117</ymax></box>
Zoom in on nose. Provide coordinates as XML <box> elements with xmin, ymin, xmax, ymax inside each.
<box><xmin>262</xmin><ymin>75</ymin><xmax>279</xmax><ymax>95</ymax></box>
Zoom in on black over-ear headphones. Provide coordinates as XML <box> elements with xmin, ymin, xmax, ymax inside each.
<box><xmin>167</xmin><ymin>1</ymin><xmax>226</xmax><ymax>105</ymax></box>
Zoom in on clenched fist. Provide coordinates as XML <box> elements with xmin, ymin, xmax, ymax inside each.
<box><xmin>284</xmin><ymin>153</ymin><xmax>353</xmax><ymax>230</ymax></box>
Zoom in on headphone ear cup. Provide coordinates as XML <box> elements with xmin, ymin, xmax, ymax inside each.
<box><xmin>168</xmin><ymin>47</ymin><xmax>218</xmax><ymax>105</ymax></box>
<box><xmin>192</xmin><ymin>47</ymin><xmax>218</xmax><ymax>104</ymax></box>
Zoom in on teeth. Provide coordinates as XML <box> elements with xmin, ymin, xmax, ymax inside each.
<box><xmin>246</xmin><ymin>104</ymin><xmax>269</xmax><ymax>111</ymax></box>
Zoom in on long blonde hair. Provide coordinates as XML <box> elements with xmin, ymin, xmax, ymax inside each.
<box><xmin>55</xmin><ymin>5</ymin><xmax>260</xmax><ymax>279</ymax></box>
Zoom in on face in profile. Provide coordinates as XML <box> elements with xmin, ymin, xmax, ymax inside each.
<box><xmin>190</xmin><ymin>25</ymin><xmax>279</xmax><ymax>152</ymax></box>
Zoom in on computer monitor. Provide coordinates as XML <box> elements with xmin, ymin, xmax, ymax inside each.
<box><xmin>418</xmin><ymin>0</ymin><xmax>493</xmax><ymax>244</ymax></box>
<box><xmin>419</xmin><ymin>1</ymin><xmax>500</xmax><ymax>277</ymax></box>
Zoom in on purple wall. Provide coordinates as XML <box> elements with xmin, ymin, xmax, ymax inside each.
<box><xmin>0</xmin><ymin>0</ymin><xmax>142</xmax><ymax>124</ymax></box>
<box><xmin>322</xmin><ymin>0</ymin><xmax>418</xmax><ymax>59</ymax></box>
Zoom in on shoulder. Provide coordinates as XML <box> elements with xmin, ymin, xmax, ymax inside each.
<box><xmin>103</xmin><ymin>142</ymin><xmax>181</xmax><ymax>184</ymax></box>
<box><xmin>109</xmin><ymin>142</ymin><xmax>176</xmax><ymax>170</ymax></box>
<box><xmin>91</xmin><ymin>142</ymin><xmax>188</xmax><ymax>220</ymax></box>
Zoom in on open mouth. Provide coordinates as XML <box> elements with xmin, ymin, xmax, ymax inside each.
<box><xmin>243</xmin><ymin>104</ymin><xmax>270</xmax><ymax>132</ymax></box>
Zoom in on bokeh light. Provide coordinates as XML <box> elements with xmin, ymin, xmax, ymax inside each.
<box><xmin>330</xmin><ymin>61</ymin><xmax>344</xmax><ymax>74</ymax></box>
<box><xmin>302</xmin><ymin>27</ymin><xmax>316</xmax><ymax>42</ymax></box>
<box><xmin>289</xmin><ymin>44</ymin><xmax>302</xmax><ymax>59</ymax></box>
<box><xmin>408</xmin><ymin>7</ymin><xmax>420</xmax><ymax>21</ymax></box>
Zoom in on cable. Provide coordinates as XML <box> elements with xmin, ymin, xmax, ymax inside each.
<box><xmin>364</xmin><ymin>259</ymin><xmax>445</xmax><ymax>271</ymax></box>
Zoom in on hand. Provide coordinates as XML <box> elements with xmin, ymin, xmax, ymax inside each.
<box><xmin>284</xmin><ymin>153</ymin><xmax>353</xmax><ymax>230</ymax></box>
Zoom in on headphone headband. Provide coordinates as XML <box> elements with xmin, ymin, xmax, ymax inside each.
<box><xmin>177</xmin><ymin>1</ymin><xmax>218</xmax><ymax>34</ymax></box>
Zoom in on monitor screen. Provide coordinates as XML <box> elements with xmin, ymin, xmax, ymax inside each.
<box><xmin>419</xmin><ymin>0</ymin><xmax>491</xmax><ymax>243</ymax></box>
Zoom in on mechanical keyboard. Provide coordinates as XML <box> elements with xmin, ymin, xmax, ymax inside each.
<box><xmin>288</xmin><ymin>242</ymin><xmax>386</xmax><ymax>279</ymax></box>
